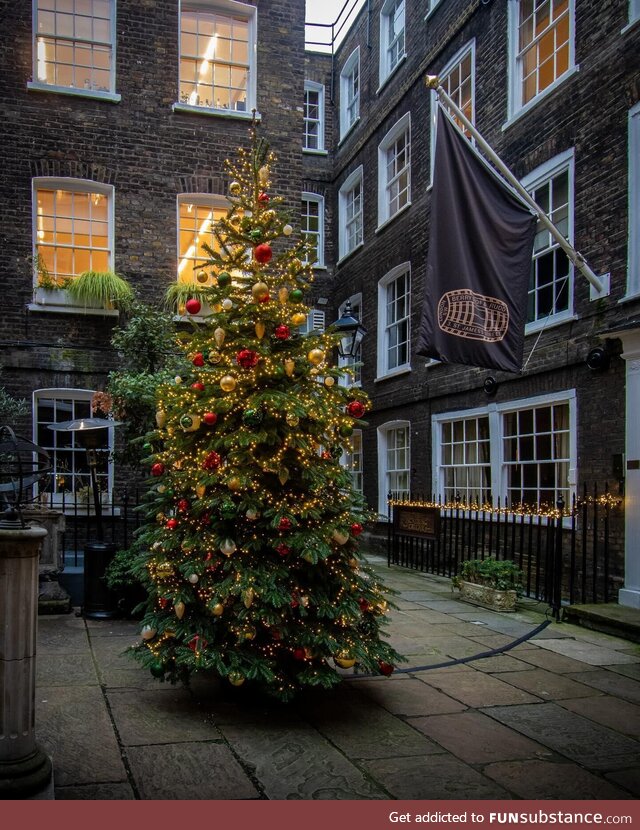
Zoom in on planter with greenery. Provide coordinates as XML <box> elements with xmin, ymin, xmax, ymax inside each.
<box><xmin>452</xmin><ymin>558</ymin><xmax>523</xmax><ymax>612</ymax></box>
<box><xmin>65</xmin><ymin>270</ymin><xmax>134</xmax><ymax>310</ymax></box>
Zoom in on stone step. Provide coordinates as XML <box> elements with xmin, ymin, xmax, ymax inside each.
<box><xmin>563</xmin><ymin>603</ymin><xmax>640</xmax><ymax>643</ymax></box>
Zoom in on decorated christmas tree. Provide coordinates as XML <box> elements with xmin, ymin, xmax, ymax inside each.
<box><xmin>131</xmin><ymin>128</ymin><xmax>402</xmax><ymax>700</ymax></box>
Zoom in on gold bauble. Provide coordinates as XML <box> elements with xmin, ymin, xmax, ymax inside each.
<box><xmin>286</xmin><ymin>413</ymin><xmax>299</xmax><ymax>427</ymax></box>
<box><xmin>335</xmin><ymin>655</ymin><xmax>357</xmax><ymax>669</ymax></box>
<box><xmin>174</xmin><ymin>376</ymin><xmax>183</xmax><ymax>384</ymax></box>
<box><xmin>263</xmin><ymin>209</ymin><xmax>276</xmax><ymax>222</ymax></box>
<box><xmin>229</xmin><ymin>181</ymin><xmax>242</xmax><ymax>195</ymax></box>
<box><xmin>308</xmin><ymin>348</ymin><xmax>326</xmax><ymax>366</ymax></box>
<box><xmin>332</xmin><ymin>529</ymin><xmax>349</xmax><ymax>545</ymax></box>
<box><xmin>251</xmin><ymin>281</ymin><xmax>269</xmax><ymax>301</ymax></box>
<box><xmin>283</xmin><ymin>224</ymin><xmax>293</xmax><ymax>236</ymax></box>
<box><xmin>181</xmin><ymin>414</ymin><xmax>201</xmax><ymax>433</ymax></box>
<box><xmin>258</xmin><ymin>165</ymin><xmax>270</xmax><ymax>185</ymax></box>
<box><xmin>214</xmin><ymin>327</ymin><xmax>226</xmax><ymax>347</ymax></box>
<box><xmin>220</xmin><ymin>375</ymin><xmax>237</xmax><ymax>392</ymax></box>
<box><xmin>324</xmin><ymin>376</ymin><xmax>335</xmax><ymax>388</ymax></box>
<box><xmin>156</xmin><ymin>562</ymin><xmax>173</xmax><ymax>578</ymax></box>
<box><xmin>208</xmin><ymin>350</ymin><xmax>222</xmax><ymax>364</ymax></box>
<box><xmin>227</xmin><ymin>476</ymin><xmax>242</xmax><ymax>492</ymax></box>
<box><xmin>174</xmin><ymin>601</ymin><xmax>186</xmax><ymax>620</ymax></box>
<box><xmin>196</xmin><ymin>271</ymin><xmax>209</xmax><ymax>284</ymax></box>
<box><xmin>291</xmin><ymin>312</ymin><xmax>307</xmax><ymax>327</ymax></box>
<box><xmin>245</xmin><ymin>508</ymin><xmax>259</xmax><ymax>521</ymax></box>
<box><xmin>278</xmin><ymin>286</ymin><xmax>289</xmax><ymax>304</ymax></box>
<box><xmin>195</xmin><ymin>483</ymin><xmax>206</xmax><ymax>498</ymax></box>
<box><xmin>210</xmin><ymin>602</ymin><xmax>224</xmax><ymax>617</ymax></box>
<box><xmin>284</xmin><ymin>358</ymin><xmax>295</xmax><ymax>377</ymax></box>
<box><xmin>255</xmin><ymin>321</ymin><xmax>266</xmax><ymax>339</ymax></box>
<box><xmin>243</xmin><ymin>625</ymin><xmax>257</xmax><ymax>641</ymax></box>
<box><xmin>155</xmin><ymin>410</ymin><xmax>167</xmax><ymax>428</ymax></box>
<box><xmin>212</xmin><ymin>302</ymin><xmax>223</xmax><ymax>313</ymax></box>
<box><xmin>228</xmin><ymin>670</ymin><xmax>245</xmax><ymax>686</ymax></box>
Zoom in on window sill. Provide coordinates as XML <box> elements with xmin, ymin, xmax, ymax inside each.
<box><xmin>337</xmin><ymin>241</ymin><xmax>364</xmax><ymax>266</ymax></box>
<box><xmin>29</xmin><ymin>289</ymin><xmax>119</xmax><ymax>316</ymax></box>
<box><xmin>374</xmin><ymin>365</ymin><xmax>412</xmax><ymax>383</ymax></box>
<box><xmin>424</xmin><ymin>2</ymin><xmax>443</xmax><ymax>21</ymax></box>
<box><xmin>618</xmin><ymin>290</ymin><xmax>640</xmax><ymax>305</ymax></box>
<box><xmin>502</xmin><ymin>65</ymin><xmax>580</xmax><ymax>132</ymax></box>
<box><xmin>172</xmin><ymin>102</ymin><xmax>261</xmax><ymax>120</ymax></box>
<box><xmin>524</xmin><ymin>311</ymin><xmax>577</xmax><ymax>336</ymax></box>
<box><xmin>303</xmin><ymin>148</ymin><xmax>328</xmax><ymax>156</ymax></box>
<box><xmin>377</xmin><ymin>53</ymin><xmax>407</xmax><ymax>95</ymax></box>
<box><xmin>339</xmin><ymin>117</ymin><xmax>360</xmax><ymax>146</ymax></box>
<box><xmin>622</xmin><ymin>16</ymin><xmax>640</xmax><ymax>35</ymax></box>
<box><xmin>376</xmin><ymin>200</ymin><xmax>412</xmax><ymax>234</ymax></box>
<box><xmin>27</xmin><ymin>81</ymin><xmax>121</xmax><ymax>103</ymax></box>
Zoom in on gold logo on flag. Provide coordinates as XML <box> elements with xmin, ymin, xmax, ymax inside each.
<box><xmin>438</xmin><ymin>289</ymin><xmax>509</xmax><ymax>342</ymax></box>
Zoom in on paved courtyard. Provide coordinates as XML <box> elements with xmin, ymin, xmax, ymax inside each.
<box><xmin>35</xmin><ymin>555</ymin><xmax>640</xmax><ymax>800</ymax></box>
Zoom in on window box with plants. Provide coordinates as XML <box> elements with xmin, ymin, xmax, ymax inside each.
<box><xmin>452</xmin><ymin>558</ymin><xmax>524</xmax><ymax>612</ymax></box>
<box><xmin>33</xmin><ymin>261</ymin><xmax>133</xmax><ymax>314</ymax></box>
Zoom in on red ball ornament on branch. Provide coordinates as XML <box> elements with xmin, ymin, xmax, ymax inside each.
<box><xmin>350</xmin><ymin>522</ymin><xmax>363</xmax><ymax>537</ymax></box>
<box><xmin>258</xmin><ymin>191</ymin><xmax>270</xmax><ymax>203</ymax></box>
<box><xmin>293</xmin><ymin>647</ymin><xmax>306</xmax><ymax>661</ymax></box>
<box><xmin>346</xmin><ymin>400</ymin><xmax>366</xmax><ymax>419</ymax></box>
<box><xmin>191</xmin><ymin>382</ymin><xmax>205</xmax><ymax>392</ymax></box>
<box><xmin>236</xmin><ymin>348</ymin><xmax>260</xmax><ymax>369</ymax></box>
<box><xmin>254</xmin><ymin>243</ymin><xmax>273</xmax><ymax>264</ymax></box>
<box><xmin>358</xmin><ymin>597</ymin><xmax>372</xmax><ymax>612</ymax></box>
<box><xmin>166</xmin><ymin>518</ymin><xmax>178</xmax><ymax>530</ymax></box>
<box><xmin>276</xmin><ymin>543</ymin><xmax>291</xmax><ymax>557</ymax></box>
<box><xmin>274</xmin><ymin>324</ymin><xmax>291</xmax><ymax>340</ymax></box>
<box><xmin>202</xmin><ymin>451</ymin><xmax>222</xmax><ymax>471</ymax></box>
<box><xmin>378</xmin><ymin>661</ymin><xmax>395</xmax><ymax>677</ymax></box>
<box><xmin>203</xmin><ymin>412</ymin><xmax>218</xmax><ymax>426</ymax></box>
<box><xmin>278</xmin><ymin>517</ymin><xmax>292</xmax><ymax>532</ymax></box>
<box><xmin>192</xmin><ymin>352</ymin><xmax>205</xmax><ymax>367</ymax></box>
<box><xmin>189</xmin><ymin>635</ymin><xmax>208</xmax><ymax>653</ymax></box>
<box><xmin>151</xmin><ymin>463</ymin><xmax>165</xmax><ymax>477</ymax></box>
<box><xmin>177</xmin><ymin>499</ymin><xmax>190</xmax><ymax>513</ymax></box>
<box><xmin>258</xmin><ymin>293</ymin><xmax>271</xmax><ymax>303</ymax></box>
<box><xmin>185</xmin><ymin>298</ymin><xmax>202</xmax><ymax>315</ymax></box>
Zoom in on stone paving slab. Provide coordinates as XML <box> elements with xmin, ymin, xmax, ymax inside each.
<box><xmin>407</xmin><ymin>710</ymin><xmax>552</xmax><ymax>764</ymax></box>
<box><xmin>558</xmin><ymin>695</ymin><xmax>640</xmax><ymax>740</ymax></box>
<box><xmin>483</xmin><ymin>702</ymin><xmax>640</xmax><ymax>771</ymax></box>
<box><xmin>36</xmin><ymin>651</ymin><xmax>98</xmax><ymax>687</ymax></box>
<box><xmin>605</xmin><ymin>662</ymin><xmax>640</xmax><ymax>680</ymax></box>
<box><xmin>353</xmin><ymin>674</ymin><xmax>468</xmax><ymax>716</ymax></box>
<box><xmin>219</xmin><ymin>721</ymin><xmax>388</xmax><ymax>799</ymax></box>
<box><xmin>534</xmin><ymin>638</ymin><xmax>640</xmax><ymax>665</ymax></box>
<box><xmin>483</xmin><ymin>759</ymin><xmax>632</xmax><ymax>800</ymax></box>
<box><xmin>395</xmin><ymin>607</ymin><xmax>458</xmax><ymax>625</ymax></box>
<box><xmin>37</xmin><ymin>616</ymin><xmax>89</xmax><ymax>652</ymax></box>
<box><xmin>510</xmin><ymin>644</ymin><xmax>602</xmax><ymax>673</ymax></box>
<box><xmin>125</xmin><ymin>741</ymin><xmax>260</xmax><ymax>800</ymax></box>
<box><xmin>361</xmin><ymin>754</ymin><xmax>511</xmax><ymax>800</ymax></box>
<box><xmin>465</xmin><ymin>631</ymin><xmax>522</xmax><ymax>649</ymax></box>
<box><xmin>605</xmin><ymin>768</ymin><xmax>640</xmax><ymax>797</ymax></box>
<box><xmin>492</xmin><ymin>668</ymin><xmax>606</xmax><ymax>700</ymax></box>
<box><xmin>468</xmin><ymin>654</ymin><xmax>538</xmax><ymax>673</ymax></box>
<box><xmin>303</xmin><ymin>688</ymin><xmax>444</xmax><ymax>759</ymax></box>
<box><xmin>107</xmin><ymin>687</ymin><xmax>223</xmax><ymax>746</ymax></box>
<box><xmin>86</xmin><ymin>620</ymin><xmax>140</xmax><ymax>638</ymax></box>
<box><xmin>565</xmin><ymin>670</ymin><xmax>640</xmax><ymax>704</ymax></box>
<box><xmin>36</xmin><ymin>685</ymin><xmax>128</xmax><ymax>787</ymax></box>
<box><xmin>56</xmin><ymin>783</ymin><xmax>136</xmax><ymax>800</ymax></box>
<box><xmin>422</xmin><ymin>634</ymin><xmax>503</xmax><ymax>660</ymax></box>
<box><xmin>421</xmin><ymin>668</ymin><xmax>541</xmax><ymax>708</ymax></box>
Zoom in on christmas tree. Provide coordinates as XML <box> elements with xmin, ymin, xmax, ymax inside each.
<box><xmin>131</xmin><ymin>128</ymin><xmax>403</xmax><ymax>701</ymax></box>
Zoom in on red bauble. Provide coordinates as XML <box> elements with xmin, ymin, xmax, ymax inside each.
<box><xmin>378</xmin><ymin>661</ymin><xmax>395</xmax><ymax>677</ymax></box>
<box><xmin>290</xmin><ymin>598</ymin><xmax>299</xmax><ymax>608</ymax></box>
<box><xmin>236</xmin><ymin>348</ymin><xmax>259</xmax><ymax>369</ymax></box>
<box><xmin>321</xmin><ymin>451</ymin><xmax>331</xmax><ymax>460</ymax></box>
<box><xmin>159</xmin><ymin>597</ymin><xmax>169</xmax><ymax>609</ymax></box>
<box><xmin>203</xmin><ymin>411</ymin><xmax>218</xmax><ymax>426</ymax></box>
<box><xmin>358</xmin><ymin>597</ymin><xmax>371</xmax><ymax>612</ymax></box>
<box><xmin>350</xmin><ymin>522</ymin><xmax>363</xmax><ymax>536</ymax></box>
<box><xmin>189</xmin><ymin>635</ymin><xmax>207</xmax><ymax>652</ymax></box>
<box><xmin>258</xmin><ymin>192</ymin><xmax>270</xmax><ymax>203</ymax></box>
<box><xmin>278</xmin><ymin>517</ymin><xmax>292</xmax><ymax>531</ymax></box>
<box><xmin>192</xmin><ymin>352</ymin><xmax>205</xmax><ymax>367</ymax></box>
<box><xmin>274</xmin><ymin>325</ymin><xmax>290</xmax><ymax>340</ymax></box>
<box><xmin>191</xmin><ymin>381</ymin><xmax>205</xmax><ymax>392</ymax></box>
<box><xmin>200</xmin><ymin>512</ymin><xmax>211</xmax><ymax>526</ymax></box>
<box><xmin>254</xmin><ymin>243</ymin><xmax>273</xmax><ymax>264</ymax></box>
<box><xmin>177</xmin><ymin>499</ymin><xmax>190</xmax><ymax>512</ymax></box>
<box><xmin>258</xmin><ymin>293</ymin><xmax>271</xmax><ymax>303</ymax></box>
<box><xmin>276</xmin><ymin>543</ymin><xmax>291</xmax><ymax>557</ymax></box>
<box><xmin>202</xmin><ymin>451</ymin><xmax>222</xmax><ymax>470</ymax></box>
<box><xmin>346</xmin><ymin>400</ymin><xmax>366</xmax><ymax>419</ymax></box>
<box><xmin>293</xmin><ymin>647</ymin><xmax>306</xmax><ymax>661</ymax></box>
<box><xmin>185</xmin><ymin>298</ymin><xmax>202</xmax><ymax>315</ymax></box>
<box><xmin>151</xmin><ymin>463</ymin><xmax>165</xmax><ymax>477</ymax></box>
<box><xmin>166</xmin><ymin>518</ymin><xmax>178</xmax><ymax>530</ymax></box>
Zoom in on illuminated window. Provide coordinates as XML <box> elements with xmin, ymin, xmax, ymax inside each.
<box><xmin>378</xmin><ymin>421</ymin><xmax>410</xmax><ymax>514</ymax></box>
<box><xmin>377</xmin><ymin>263</ymin><xmax>411</xmax><ymax>377</ymax></box>
<box><xmin>179</xmin><ymin>1</ymin><xmax>256</xmax><ymax>114</ymax></box>
<box><xmin>33</xmin><ymin>178</ymin><xmax>113</xmax><ymax>286</ymax></box>
<box><xmin>304</xmin><ymin>82</ymin><xmax>325</xmax><ymax>151</ymax></box>
<box><xmin>439</xmin><ymin>416</ymin><xmax>492</xmax><ymax>505</ymax></box>
<box><xmin>340</xmin><ymin>48</ymin><xmax>360</xmax><ymax>140</ymax></box>
<box><xmin>32</xmin><ymin>0</ymin><xmax>115</xmax><ymax>95</ymax></box>
<box><xmin>343</xmin><ymin>429</ymin><xmax>363</xmax><ymax>494</ymax></box>
<box><xmin>378</xmin><ymin>113</ymin><xmax>410</xmax><ymax>226</ymax></box>
<box><xmin>338</xmin><ymin>166</ymin><xmax>364</xmax><ymax>260</ymax></box>
<box><xmin>510</xmin><ymin>0</ymin><xmax>574</xmax><ymax>115</ymax></box>
<box><xmin>431</xmin><ymin>43</ymin><xmax>475</xmax><ymax>181</ymax></box>
<box><xmin>177</xmin><ymin>195</ymin><xmax>229</xmax><ymax>286</ymax></box>
<box><xmin>301</xmin><ymin>193</ymin><xmax>324</xmax><ymax>267</ymax></box>
<box><xmin>379</xmin><ymin>0</ymin><xmax>405</xmax><ymax>87</ymax></box>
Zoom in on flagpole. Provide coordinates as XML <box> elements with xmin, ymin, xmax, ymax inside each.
<box><xmin>425</xmin><ymin>76</ymin><xmax>605</xmax><ymax>295</ymax></box>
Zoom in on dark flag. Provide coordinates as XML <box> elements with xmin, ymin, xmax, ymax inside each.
<box><xmin>416</xmin><ymin>106</ymin><xmax>537</xmax><ymax>373</ymax></box>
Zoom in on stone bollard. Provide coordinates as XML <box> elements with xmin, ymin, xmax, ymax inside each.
<box><xmin>0</xmin><ymin>523</ymin><xmax>53</xmax><ymax>798</ymax></box>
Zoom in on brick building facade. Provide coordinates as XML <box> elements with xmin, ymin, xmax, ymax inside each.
<box><xmin>1</xmin><ymin>0</ymin><xmax>640</xmax><ymax>606</ymax></box>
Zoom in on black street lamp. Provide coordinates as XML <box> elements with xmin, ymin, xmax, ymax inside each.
<box><xmin>332</xmin><ymin>300</ymin><xmax>367</xmax><ymax>359</ymax></box>
<box><xmin>48</xmin><ymin>417</ymin><xmax>121</xmax><ymax>619</ymax></box>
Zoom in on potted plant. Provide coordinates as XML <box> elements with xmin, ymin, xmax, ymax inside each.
<box><xmin>452</xmin><ymin>558</ymin><xmax>523</xmax><ymax>612</ymax></box>
<box><xmin>65</xmin><ymin>270</ymin><xmax>134</xmax><ymax>311</ymax></box>
<box><xmin>32</xmin><ymin>252</ymin><xmax>71</xmax><ymax>305</ymax></box>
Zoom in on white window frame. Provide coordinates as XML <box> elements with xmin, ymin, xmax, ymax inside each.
<box><xmin>28</xmin><ymin>0</ymin><xmax>120</xmax><ymax>102</ymax></box>
<box><xmin>33</xmin><ymin>387</ymin><xmax>117</xmax><ymax>510</ymax></box>
<box><xmin>522</xmin><ymin>149</ymin><xmax>575</xmax><ymax>333</ymax></box>
<box><xmin>432</xmin><ymin>390</ymin><xmax>577</xmax><ymax>513</ymax></box>
<box><xmin>339</xmin><ymin>47</ymin><xmax>360</xmax><ymax>142</ymax></box>
<box><xmin>507</xmin><ymin>0</ymin><xmax>576</xmax><ymax>123</ymax></box>
<box><xmin>303</xmin><ymin>81</ymin><xmax>325</xmax><ymax>153</ymax></box>
<box><xmin>378</xmin><ymin>0</ymin><xmax>406</xmax><ymax>90</ymax></box>
<box><xmin>176</xmin><ymin>193</ymin><xmax>230</xmax><ymax>288</ymax></box>
<box><xmin>174</xmin><ymin>0</ymin><xmax>258</xmax><ymax>120</ymax></box>
<box><xmin>299</xmin><ymin>308</ymin><xmax>325</xmax><ymax>334</ymax></box>
<box><xmin>338</xmin><ymin>293</ymin><xmax>363</xmax><ymax>387</ymax></box>
<box><xmin>626</xmin><ymin>102</ymin><xmax>640</xmax><ymax>300</ymax></box>
<box><xmin>338</xmin><ymin>166</ymin><xmax>364</xmax><ymax>262</ymax></box>
<box><xmin>430</xmin><ymin>41</ymin><xmax>475</xmax><ymax>184</ymax></box>
<box><xmin>376</xmin><ymin>262</ymin><xmax>411</xmax><ymax>380</ymax></box>
<box><xmin>301</xmin><ymin>192</ymin><xmax>325</xmax><ymax>268</ymax></box>
<box><xmin>377</xmin><ymin>112</ymin><xmax>411</xmax><ymax>229</ymax></box>
<box><xmin>31</xmin><ymin>177</ymin><xmax>116</xmax><ymax>314</ymax></box>
<box><xmin>426</xmin><ymin>0</ymin><xmax>444</xmax><ymax>16</ymax></box>
<box><xmin>342</xmin><ymin>428</ymin><xmax>363</xmax><ymax>496</ymax></box>
<box><xmin>378</xmin><ymin>420</ymin><xmax>411</xmax><ymax>516</ymax></box>
<box><xmin>629</xmin><ymin>0</ymin><xmax>640</xmax><ymax>26</ymax></box>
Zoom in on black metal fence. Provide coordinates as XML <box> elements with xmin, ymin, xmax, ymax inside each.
<box><xmin>387</xmin><ymin>484</ymin><xmax>624</xmax><ymax>614</ymax></box>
